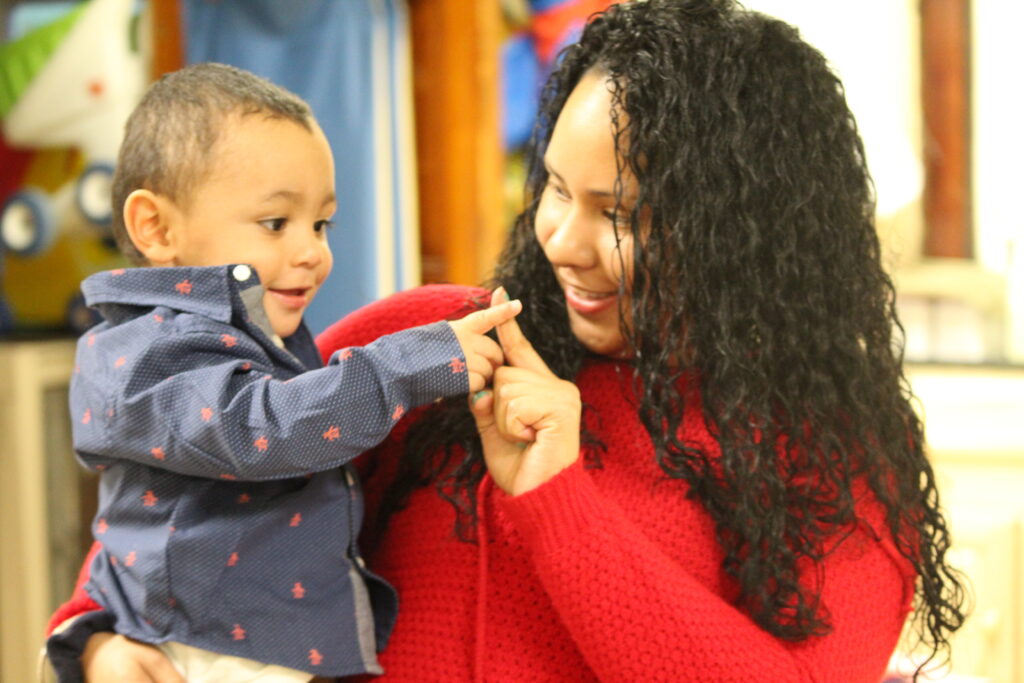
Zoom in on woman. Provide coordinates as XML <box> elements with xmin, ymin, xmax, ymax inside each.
<box><xmin>52</xmin><ymin>1</ymin><xmax>965</xmax><ymax>680</ymax></box>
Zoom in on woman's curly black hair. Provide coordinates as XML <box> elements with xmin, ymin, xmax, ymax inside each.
<box><xmin>379</xmin><ymin>0</ymin><xmax>966</xmax><ymax>672</ymax></box>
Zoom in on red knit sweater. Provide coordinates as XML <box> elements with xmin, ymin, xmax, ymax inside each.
<box><xmin>51</xmin><ymin>285</ymin><xmax>914</xmax><ymax>682</ymax></box>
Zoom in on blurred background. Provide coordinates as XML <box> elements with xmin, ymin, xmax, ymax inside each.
<box><xmin>1</xmin><ymin>0</ymin><xmax>1021</xmax><ymax>680</ymax></box>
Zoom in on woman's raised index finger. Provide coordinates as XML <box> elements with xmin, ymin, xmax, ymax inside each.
<box><xmin>490</xmin><ymin>287</ymin><xmax>552</xmax><ymax>374</ymax></box>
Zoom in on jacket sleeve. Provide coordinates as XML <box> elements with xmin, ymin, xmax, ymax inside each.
<box><xmin>44</xmin><ymin>542</ymin><xmax>107</xmax><ymax>683</ymax></box>
<box><xmin>72</xmin><ymin>321</ymin><xmax>467</xmax><ymax>481</ymax></box>
<box><xmin>41</xmin><ymin>286</ymin><xmax>484</xmax><ymax>678</ymax></box>
<box><xmin>497</xmin><ymin>460</ymin><xmax>915</xmax><ymax>683</ymax></box>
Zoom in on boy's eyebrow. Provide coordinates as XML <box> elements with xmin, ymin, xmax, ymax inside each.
<box><xmin>260</xmin><ymin>190</ymin><xmax>337</xmax><ymax>208</ymax></box>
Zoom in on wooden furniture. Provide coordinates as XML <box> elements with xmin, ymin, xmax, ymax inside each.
<box><xmin>0</xmin><ymin>339</ymin><xmax>92</xmax><ymax>683</ymax></box>
<box><xmin>898</xmin><ymin>363</ymin><xmax>1024</xmax><ymax>681</ymax></box>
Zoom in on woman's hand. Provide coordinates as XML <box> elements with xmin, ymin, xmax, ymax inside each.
<box><xmin>81</xmin><ymin>632</ymin><xmax>184</xmax><ymax>683</ymax></box>
<box><xmin>469</xmin><ymin>288</ymin><xmax>581</xmax><ymax>496</ymax></box>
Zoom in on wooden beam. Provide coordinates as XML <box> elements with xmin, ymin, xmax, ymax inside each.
<box><xmin>148</xmin><ymin>0</ymin><xmax>185</xmax><ymax>81</ymax></box>
<box><xmin>410</xmin><ymin>0</ymin><xmax>504</xmax><ymax>285</ymax></box>
<box><xmin>920</xmin><ymin>0</ymin><xmax>972</xmax><ymax>258</ymax></box>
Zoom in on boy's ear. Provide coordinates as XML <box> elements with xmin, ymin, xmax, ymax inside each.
<box><xmin>123</xmin><ymin>189</ymin><xmax>179</xmax><ymax>265</ymax></box>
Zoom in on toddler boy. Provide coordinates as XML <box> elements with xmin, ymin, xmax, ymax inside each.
<box><xmin>62</xmin><ymin>62</ymin><xmax>518</xmax><ymax>681</ymax></box>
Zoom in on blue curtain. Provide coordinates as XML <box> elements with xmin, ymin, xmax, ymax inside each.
<box><xmin>183</xmin><ymin>0</ymin><xmax>415</xmax><ymax>335</ymax></box>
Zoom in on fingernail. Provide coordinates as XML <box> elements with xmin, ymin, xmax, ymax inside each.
<box><xmin>472</xmin><ymin>390</ymin><xmax>488</xmax><ymax>404</ymax></box>
<box><xmin>503</xmin><ymin>289</ymin><xmax>511</xmax><ymax>302</ymax></box>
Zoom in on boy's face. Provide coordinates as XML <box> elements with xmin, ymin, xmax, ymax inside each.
<box><xmin>164</xmin><ymin>114</ymin><xmax>336</xmax><ymax>338</ymax></box>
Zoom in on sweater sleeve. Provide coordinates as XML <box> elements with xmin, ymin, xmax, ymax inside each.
<box><xmin>498</xmin><ymin>459</ymin><xmax>914</xmax><ymax>682</ymax></box>
<box><xmin>317</xmin><ymin>284</ymin><xmax>487</xmax><ymax>361</ymax></box>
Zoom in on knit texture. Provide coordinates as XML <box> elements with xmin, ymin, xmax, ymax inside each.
<box><xmin>51</xmin><ymin>284</ymin><xmax>915</xmax><ymax>682</ymax></box>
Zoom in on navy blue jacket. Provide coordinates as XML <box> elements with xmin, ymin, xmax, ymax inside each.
<box><xmin>65</xmin><ymin>265</ymin><xmax>467</xmax><ymax>678</ymax></box>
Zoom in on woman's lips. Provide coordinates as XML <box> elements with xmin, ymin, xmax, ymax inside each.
<box><xmin>564</xmin><ymin>284</ymin><xmax>618</xmax><ymax>314</ymax></box>
<box><xmin>268</xmin><ymin>288</ymin><xmax>309</xmax><ymax>310</ymax></box>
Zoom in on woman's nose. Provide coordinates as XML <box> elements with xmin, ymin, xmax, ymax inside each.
<box><xmin>541</xmin><ymin>205</ymin><xmax>595</xmax><ymax>268</ymax></box>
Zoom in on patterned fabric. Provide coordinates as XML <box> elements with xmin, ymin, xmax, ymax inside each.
<box><xmin>67</xmin><ymin>266</ymin><xmax>468</xmax><ymax>679</ymax></box>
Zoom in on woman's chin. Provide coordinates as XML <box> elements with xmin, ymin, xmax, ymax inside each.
<box><xmin>569</xmin><ymin>319</ymin><xmax>627</xmax><ymax>357</ymax></box>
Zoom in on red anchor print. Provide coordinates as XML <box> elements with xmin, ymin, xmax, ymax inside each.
<box><xmin>110</xmin><ymin>268</ymin><xmax>125</xmax><ymax>275</ymax></box>
<box><xmin>110</xmin><ymin>556</ymin><xmax>118</xmax><ymax>566</ymax></box>
<box><xmin>392</xmin><ymin>404</ymin><xmax>405</xmax><ymax>421</ymax></box>
<box><xmin>200</xmin><ymin>407</ymin><xmax>213</xmax><ymax>421</ymax></box>
<box><xmin>150</xmin><ymin>447</ymin><xmax>165</xmax><ymax>460</ymax></box>
<box><xmin>227</xmin><ymin>552</ymin><xmax>239</xmax><ymax>566</ymax></box>
<box><xmin>96</xmin><ymin>518</ymin><xmax>109</xmax><ymax>534</ymax></box>
<box><xmin>309</xmin><ymin>649</ymin><xmax>323</xmax><ymax>666</ymax></box>
<box><xmin>237</xmin><ymin>493</ymin><xmax>251</xmax><ymax>504</ymax></box>
<box><xmin>231</xmin><ymin>624</ymin><xmax>246</xmax><ymax>641</ymax></box>
<box><xmin>339</xmin><ymin>348</ymin><xmax>353</xmax><ymax>360</ymax></box>
<box><xmin>221</xmin><ymin>334</ymin><xmax>237</xmax><ymax>348</ymax></box>
<box><xmin>292</xmin><ymin>582</ymin><xmax>305</xmax><ymax>599</ymax></box>
<box><xmin>175</xmin><ymin>280</ymin><xmax>192</xmax><ymax>295</ymax></box>
<box><xmin>141</xmin><ymin>490</ymin><xmax>158</xmax><ymax>506</ymax></box>
<box><xmin>82</xmin><ymin>409</ymin><xmax>91</xmax><ymax>424</ymax></box>
<box><xmin>124</xmin><ymin>551</ymin><xmax>137</xmax><ymax>567</ymax></box>
<box><xmin>290</xmin><ymin>513</ymin><xmax>302</xmax><ymax>527</ymax></box>
<box><xmin>153</xmin><ymin>314</ymin><xmax>164</xmax><ymax>323</ymax></box>
<box><xmin>87</xmin><ymin>334</ymin><xmax>96</xmax><ymax>346</ymax></box>
<box><xmin>219</xmin><ymin>473</ymin><xmax>238</xmax><ymax>480</ymax></box>
<box><xmin>449</xmin><ymin>357</ymin><xmax>466</xmax><ymax>373</ymax></box>
<box><xmin>114</xmin><ymin>356</ymin><xmax>126</xmax><ymax>368</ymax></box>
<box><xmin>322</xmin><ymin>425</ymin><xmax>341</xmax><ymax>441</ymax></box>
<box><xmin>254</xmin><ymin>436</ymin><xmax>269</xmax><ymax>452</ymax></box>
<box><xmin>241</xmin><ymin>362</ymin><xmax>252</xmax><ymax>371</ymax></box>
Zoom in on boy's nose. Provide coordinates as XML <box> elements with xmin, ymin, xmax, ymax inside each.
<box><xmin>291</xmin><ymin>232</ymin><xmax>326</xmax><ymax>268</ymax></box>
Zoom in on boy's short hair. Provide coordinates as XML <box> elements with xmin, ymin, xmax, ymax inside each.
<box><xmin>111</xmin><ymin>62</ymin><xmax>314</xmax><ymax>263</ymax></box>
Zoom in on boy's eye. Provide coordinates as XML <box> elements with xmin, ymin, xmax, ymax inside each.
<box><xmin>314</xmin><ymin>219</ymin><xmax>334</xmax><ymax>233</ymax></box>
<box><xmin>259</xmin><ymin>218</ymin><xmax>287</xmax><ymax>232</ymax></box>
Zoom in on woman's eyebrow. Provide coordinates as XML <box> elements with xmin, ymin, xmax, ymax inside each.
<box><xmin>543</xmin><ymin>158</ymin><xmax>616</xmax><ymax>199</ymax></box>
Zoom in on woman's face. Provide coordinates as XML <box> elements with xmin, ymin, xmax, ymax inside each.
<box><xmin>535</xmin><ymin>71</ymin><xmax>638</xmax><ymax>357</ymax></box>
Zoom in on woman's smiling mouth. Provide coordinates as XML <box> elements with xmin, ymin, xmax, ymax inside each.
<box><xmin>563</xmin><ymin>283</ymin><xmax>618</xmax><ymax>314</ymax></box>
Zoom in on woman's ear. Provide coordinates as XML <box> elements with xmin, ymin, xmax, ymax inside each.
<box><xmin>123</xmin><ymin>189</ymin><xmax>178</xmax><ymax>265</ymax></box>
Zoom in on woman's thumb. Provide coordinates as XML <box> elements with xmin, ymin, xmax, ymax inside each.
<box><xmin>468</xmin><ymin>389</ymin><xmax>495</xmax><ymax>429</ymax></box>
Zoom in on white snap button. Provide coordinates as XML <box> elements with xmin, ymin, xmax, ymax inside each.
<box><xmin>232</xmin><ymin>265</ymin><xmax>252</xmax><ymax>282</ymax></box>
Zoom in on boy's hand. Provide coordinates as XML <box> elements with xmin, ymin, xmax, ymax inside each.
<box><xmin>82</xmin><ymin>632</ymin><xmax>185</xmax><ymax>682</ymax></box>
<box><xmin>448</xmin><ymin>289</ymin><xmax>522</xmax><ymax>393</ymax></box>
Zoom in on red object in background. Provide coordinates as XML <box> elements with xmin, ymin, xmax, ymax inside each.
<box><xmin>0</xmin><ymin>132</ymin><xmax>35</xmax><ymax>204</ymax></box>
<box><xmin>532</xmin><ymin>0</ymin><xmax>616</xmax><ymax>64</ymax></box>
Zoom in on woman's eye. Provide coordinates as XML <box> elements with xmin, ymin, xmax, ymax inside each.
<box><xmin>259</xmin><ymin>218</ymin><xmax>287</xmax><ymax>232</ymax></box>
<box><xmin>314</xmin><ymin>219</ymin><xmax>335</xmax><ymax>233</ymax></box>
<box><xmin>547</xmin><ymin>181</ymin><xmax>569</xmax><ymax>199</ymax></box>
<box><xmin>603</xmin><ymin>210</ymin><xmax>629</xmax><ymax>229</ymax></box>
